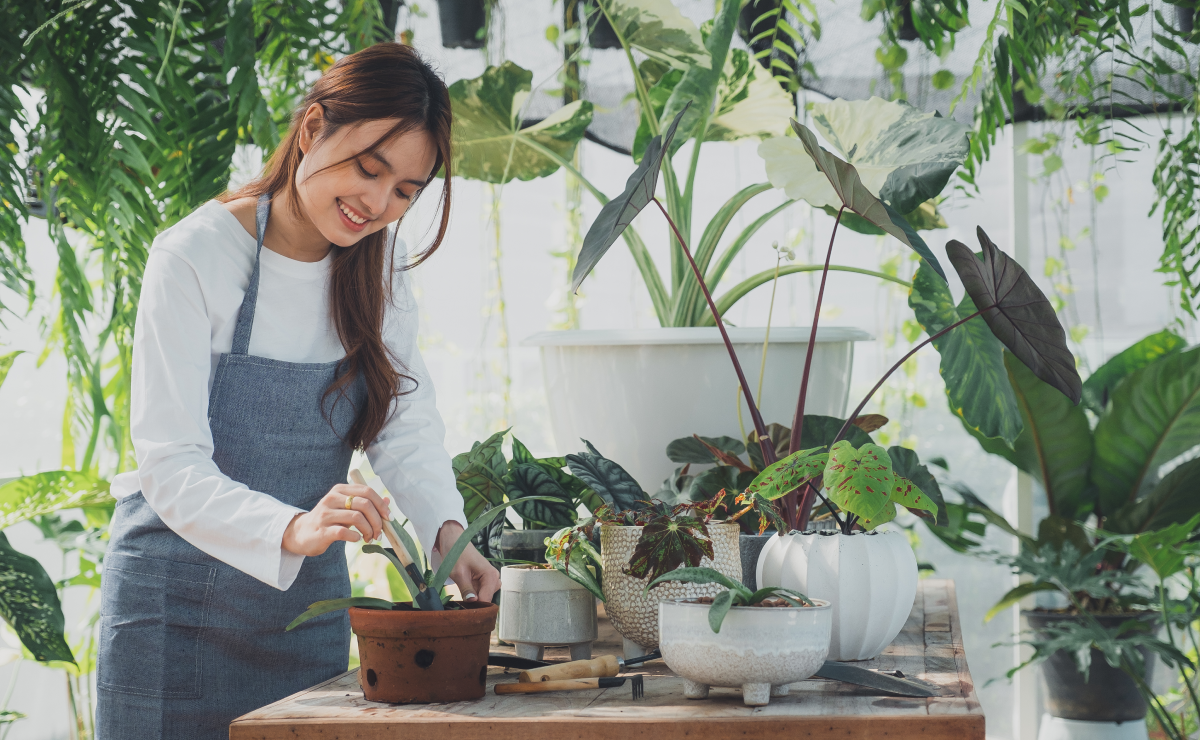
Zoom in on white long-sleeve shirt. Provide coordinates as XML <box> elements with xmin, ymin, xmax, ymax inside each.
<box><xmin>110</xmin><ymin>200</ymin><xmax>467</xmax><ymax>590</ymax></box>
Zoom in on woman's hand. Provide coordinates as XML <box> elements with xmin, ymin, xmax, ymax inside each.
<box><xmin>435</xmin><ymin>521</ymin><xmax>500</xmax><ymax>603</ymax></box>
<box><xmin>282</xmin><ymin>484</ymin><xmax>392</xmax><ymax>557</ymax></box>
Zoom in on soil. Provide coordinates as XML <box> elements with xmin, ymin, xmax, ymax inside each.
<box><xmin>686</xmin><ymin>596</ymin><xmax>813</xmax><ymax>608</ymax></box>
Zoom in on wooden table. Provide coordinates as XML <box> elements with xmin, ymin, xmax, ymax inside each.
<box><xmin>231</xmin><ymin>579</ymin><xmax>984</xmax><ymax>739</ymax></box>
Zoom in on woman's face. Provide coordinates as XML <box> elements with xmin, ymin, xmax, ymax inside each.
<box><xmin>295</xmin><ymin>105</ymin><xmax>439</xmax><ymax>248</ymax></box>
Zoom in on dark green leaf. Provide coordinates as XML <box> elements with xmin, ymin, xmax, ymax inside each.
<box><xmin>886</xmin><ymin>446</ymin><xmax>948</xmax><ymax>526</ymax></box>
<box><xmin>1091</xmin><ymin>346</ymin><xmax>1200</xmax><ymax>517</ymax></box>
<box><xmin>286</xmin><ymin>597</ymin><xmax>393</xmax><ymax>631</ymax></box>
<box><xmin>666</xmin><ymin>435</ymin><xmax>745</xmax><ymax>464</ymax></box>
<box><xmin>910</xmin><ymin>258</ymin><xmax>1024</xmax><ymax>445</ymax></box>
<box><xmin>1005</xmin><ymin>352</ymin><xmax>1095</xmax><ymax>520</ymax></box>
<box><xmin>362</xmin><ymin>544</ymin><xmax>420</xmax><ymax>605</ymax></box>
<box><xmin>565</xmin><ymin>441</ymin><xmax>647</xmax><ymax>512</ymax></box>
<box><xmin>1082</xmin><ymin>330</ymin><xmax>1186</xmax><ymax>415</ymax></box>
<box><xmin>1107</xmin><ymin>457</ymin><xmax>1200</xmax><ymax>535</ymax></box>
<box><xmin>506</xmin><ymin>463</ymin><xmax>577</xmax><ymax>529</ymax></box>
<box><xmin>625</xmin><ymin>516</ymin><xmax>714</xmax><ymax>582</ymax></box>
<box><xmin>647</xmin><ymin>565</ymin><xmax>749</xmax><ymax>597</ymax></box>
<box><xmin>685</xmin><ymin>466</ymin><xmax>754</xmax><ymax>503</ymax></box>
<box><xmin>798</xmin><ymin>415</ymin><xmax>874</xmax><ymax>451</ymax></box>
<box><xmin>946</xmin><ymin>228</ymin><xmax>1082</xmax><ymax>404</ymax></box>
<box><xmin>0</xmin><ymin>532</ymin><xmax>74</xmax><ymax>663</ymax></box>
<box><xmin>707</xmin><ymin>589</ymin><xmax>734</xmax><ymax>632</ymax></box>
<box><xmin>453</xmin><ymin>430</ymin><xmax>509</xmax><ymax>522</ymax></box>
<box><xmin>747</xmin><ymin>422</ymin><xmax>792</xmax><ymax>469</ymax></box>
<box><xmin>571</xmin><ymin>104</ymin><xmax>690</xmax><ymax>292</ymax></box>
<box><xmin>511</xmin><ymin>436</ymin><xmax>536</xmax><ymax>464</ymax></box>
<box><xmin>984</xmin><ymin>582</ymin><xmax>1059</xmax><ymax>622</ymax></box>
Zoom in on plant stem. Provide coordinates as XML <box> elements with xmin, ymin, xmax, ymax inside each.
<box><xmin>758</xmin><ymin>249</ymin><xmax>782</xmax><ymax>406</ymax></box>
<box><xmin>787</xmin><ymin>207</ymin><xmax>844</xmax><ymax>531</ymax></box>
<box><xmin>833</xmin><ymin>307</ymin><xmax>987</xmax><ymax>531</ymax></box>
<box><xmin>652</xmin><ymin>198</ymin><xmax>774</xmax><ymax>463</ymax></box>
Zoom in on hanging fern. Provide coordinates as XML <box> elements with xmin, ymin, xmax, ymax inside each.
<box><xmin>737</xmin><ymin>0</ymin><xmax>820</xmax><ymax>93</ymax></box>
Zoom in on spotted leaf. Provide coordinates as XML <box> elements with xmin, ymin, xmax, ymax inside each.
<box><xmin>744</xmin><ymin>447</ymin><xmax>829</xmax><ymax>501</ymax></box>
<box><xmin>624</xmin><ymin>516</ymin><xmax>714</xmax><ymax>583</ymax></box>
<box><xmin>888</xmin><ymin>473</ymin><xmax>939</xmax><ymax>522</ymax></box>
<box><xmin>824</xmin><ymin>441</ymin><xmax>894</xmax><ymax>521</ymax></box>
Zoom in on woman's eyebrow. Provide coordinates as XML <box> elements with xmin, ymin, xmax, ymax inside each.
<box><xmin>369</xmin><ymin>151</ymin><xmax>425</xmax><ymax>186</ymax></box>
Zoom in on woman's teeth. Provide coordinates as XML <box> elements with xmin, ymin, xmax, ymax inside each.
<box><xmin>339</xmin><ymin>201</ymin><xmax>367</xmax><ymax>225</ymax></box>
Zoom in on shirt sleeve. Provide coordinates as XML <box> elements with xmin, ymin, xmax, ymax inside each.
<box><xmin>131</xmin><ymin>247</ymin><xmax>306</xmax><ymax>590</ymax></box>
<box><xmin>366</xmin><ymin>264</ymin><xmax>467</xmax><ymax>560</ymax></box>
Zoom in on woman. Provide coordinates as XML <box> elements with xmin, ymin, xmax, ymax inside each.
<box><xmin>96</xmin><ymin>43</ymin><xmax>497</xmax><ymax>739</ymax></box>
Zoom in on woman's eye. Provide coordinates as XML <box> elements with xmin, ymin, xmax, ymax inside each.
<box><xmin>396</xmin><ymin>189</ymin><xmax>416</xmax><ymax>201</ymax></box>
<box><xmin>356</xmin><ymin>161</ymin><xmax>376</xmax><ymax>179</ymax></box>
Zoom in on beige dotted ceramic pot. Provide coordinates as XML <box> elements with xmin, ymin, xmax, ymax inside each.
<box><xmin>600</xmin><ymin>521</ymin><xmax>742</xmax><ymax>651</ymax></box>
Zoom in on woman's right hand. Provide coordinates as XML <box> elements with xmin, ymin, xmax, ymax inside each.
<box><xmin>282</xmin><ymin>484</ymin><xmax>392</xmax><ymax>557</ymax></box>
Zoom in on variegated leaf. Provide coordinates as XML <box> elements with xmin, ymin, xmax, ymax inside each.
<box><xmin>888</xmin><ymin>474</ymin><xmax>939</xmax><ymax>521</ymax></box>
<box><xmin>824</xmin><ymin>441</ymin><xmax>893</xmax><ymax>521</ymax></box>
<box><xmin>597</xmin><ymin>0</ymin><xmax>711</xmax><ymax>70</ymax></box>
<box><xmin>744</xmin><ymin>447</ymin><xmax>829</xmax><ymax>501</ymax></box>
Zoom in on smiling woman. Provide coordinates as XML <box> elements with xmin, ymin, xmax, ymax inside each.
<box><xmin>94</xmin><ymin>43</ymin><xmax>498</xmax><ymax>740</ymax></box>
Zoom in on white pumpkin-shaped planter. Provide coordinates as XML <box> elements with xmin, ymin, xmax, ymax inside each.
<box><xmin>756</xmin><ymin>530</ymin><xmax>916</xmax><ymax>661</ymax></box>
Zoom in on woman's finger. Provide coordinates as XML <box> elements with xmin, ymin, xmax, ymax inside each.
<box><xmin>326</xmin><ymin>509</ymin><xmax>377</xmax><ymax>542</ymax></box>
<box><xmin>347</xmin><ymin>496</ymin><xmax>383</xmax><ymax>542</ymax></box>
<box><xmin>332</xmin><ymin>484</ymin><xmax>392</xmax><ymax>522</ymax></box>
<box><xmin>326</xmin><ymin>525</ymin><xmax>361</xmax><ymax>544</ymax></box>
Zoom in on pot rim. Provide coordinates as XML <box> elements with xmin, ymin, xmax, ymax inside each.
<box><xmin>664</xmin><ymin>597</ymin><xmax>832</xmax><ymax>611</ymax></box>
<box><xmin>522</xmin><ymin>326</ymin><xmax>872</xmax><ymax>347</ymax></box>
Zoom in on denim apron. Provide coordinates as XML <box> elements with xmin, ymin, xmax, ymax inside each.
<box><xmin>97</xmin><ymin>194</ymin><xmax>365</xmax><ymax>739</ymax></box>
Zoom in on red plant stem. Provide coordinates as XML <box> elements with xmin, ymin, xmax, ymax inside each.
<box><xmin>834</xmin><ymin>307</ymin><xmax>987</xmax><ymax>531</ymax></box>
<box><xmin>652</xmin><ymin>198</ymin><xmax>776</xmax><ymax>467</ymax></box>
<box><xmin>787</xmin><ymin>206</ymin><xmax>844</xmax><ymax>531</ymax></box>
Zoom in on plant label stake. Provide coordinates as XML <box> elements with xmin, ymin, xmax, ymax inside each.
<box><xmin>349</xmin><ymin>470</ymin><xmax>443</xmax><ymax>611</ymax></box>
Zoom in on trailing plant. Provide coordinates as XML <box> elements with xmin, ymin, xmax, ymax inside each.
<box><xmin>648</xmin><ymin>566</ymin><xmax>815</xmax><ymax>634</ymax></box>
<box><xmin>286</xmin><ymin>494</ymin><xmax>559</xmax><ymax>628</ymax></box>
<box><xmin>573</xmin><ymin>103</ymin><xmax>1081</xmax><ymax>531</ymax></box>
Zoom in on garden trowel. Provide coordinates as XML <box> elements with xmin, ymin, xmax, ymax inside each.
<box><xmin>349</xmin><ymin>470</ymin><xmax>442</xmax><ymax>611</ymax></box>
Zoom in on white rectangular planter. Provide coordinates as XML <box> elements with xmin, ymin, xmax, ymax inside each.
<box><xmin>524</xmin><ymin>327</ymin><xmax>870</xmax><ymax>490</ymax></box>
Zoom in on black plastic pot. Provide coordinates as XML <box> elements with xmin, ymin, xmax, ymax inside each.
<box><xmin>582</xmin><ymin>3</ymin><xmax>621</xmax><ymax>49</ymax></box>
<box><xmin>437</xmin><ymin>0</ymin><xmax>486</xmax><ymax>49</ymax></box>
<box><xmin>1025</xmin><ymin>610</ymin><xmax>1157</xmax><ymax>722</ymax></box>
<box><xmin>500</xmin><ymin>528</ymin><xmax>557</xmax><ymax>564</ymax></box>
<box><xmin>739</xmin><ymin>532</ymin><xmax>774</xmax><ymax>590</ymax></box>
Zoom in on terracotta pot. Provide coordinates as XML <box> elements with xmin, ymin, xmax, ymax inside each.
<box><xmin>349</xmin><ymin>601</ymin><xmax>498</xmax><ymax>704</ymax></box>
<box><xmin>601</xmin><ymin>522</ymin><xmax>742</xmax><ymax>652</ymax></box>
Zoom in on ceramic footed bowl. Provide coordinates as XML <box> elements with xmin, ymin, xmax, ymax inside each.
<box><xmin>659</xmin><ymin>597</ymin><xmax>832</xmax><ymax>706</ymax></box>
<box><xmin>600</xmin><ymin>522</ymin><xmax>742</xmax><ymax>651</ymax></box>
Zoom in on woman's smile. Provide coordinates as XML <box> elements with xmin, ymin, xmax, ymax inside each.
<box><xmin>336</xmin><ymin>198</ymin><xmax>372</xmax><ymax>232</ymax></box>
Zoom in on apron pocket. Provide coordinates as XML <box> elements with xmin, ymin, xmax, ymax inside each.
<box><xmin>98</xmin><ymin>553</ymin><xmax>216</xmax><ymax>699</ymax></box>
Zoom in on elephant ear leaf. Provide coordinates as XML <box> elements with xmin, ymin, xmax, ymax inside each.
<box><xmin>0</xmin><ymin>532</ymin><xmax>74</xmax><ymax>663</ymax></box>
<box><xmin>1081</xmin><ymin>330</ymin><xmax>1186</xmax><ymax>416</ymax></box>
<box><xmin>946</xmin><ymin>227</ymin><xmax>1082</xmax><ymax>405</ymax></box>
<box><xmin>571</xmin><ymin>102</ymin><xmax>691</xmax><ymax>292</ymax></box>
<box><xmin>565</xmin><ymin>441</ymin><xmax>647</xmax><ymax>512</ymax></box>
<box><xmin>506</xmin><ymin>463</ymin><xmax>577</xmax><ymax>529</ymax></box>
<box><xmin>886</xmin><ymin>446</ymin><xmax>947</xmax><ymax>526</ymax></box>
<box><xmin>823</xmin><ymin>441</ymin><xmax>894</xmax><ymax>522</ymax></box>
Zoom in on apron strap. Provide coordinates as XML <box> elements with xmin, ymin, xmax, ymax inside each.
<box><xmin>230</xmin><ymin>193</ymin><xmax>271</xmax><ymax>356</ymax></box>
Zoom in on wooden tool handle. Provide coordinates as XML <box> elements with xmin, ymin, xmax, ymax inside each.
<box><xmin>518</xmin><ymin>655</ymin><xmax>620</xmax><ymax>683</ymax></box>
<box><xmin>495</xmin><ymin>678</ymin><xmax>600</xmax><ymax>694</ymax></box>
<box><xmin>348</xmin><ymin>469</ymin><xmax>412</xmax><ymax>569</ymax></box>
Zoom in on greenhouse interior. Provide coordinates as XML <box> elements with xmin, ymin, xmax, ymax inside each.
<box><xmin>1</xmin><ymin>0</ymin><xmax>1199</xmax><ymax>738</ymax></box>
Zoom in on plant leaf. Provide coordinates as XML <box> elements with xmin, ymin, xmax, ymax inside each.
<box><xmin>799</xmin><ymin>415</ymin><xmax>874</xmax><ymax>451</ymax></box>
<box><xmin>1005</xmin><ymin>351</ymin><xmax>1094</xmax><ymax>520</ymax></box>
<box><xmin>565</xmin><ymin>440</ymin><xmax>647</xmax><ymax>512</ymax></box>
<box><xmin>286</xmin><ymin>597</ymin><xmax>393</xmax><ymax>631</ymax></box>
<box><xmin>705</xmin><ymin>50</ymin><xmax>793</xmax><ymax>143</ymax></box>
<box><xmin>596</xmin><ymin>0</ymin><xmax>711</xmax><ymax>70</ymax></box>
<box><xmin>624</xmin><ymin>516</ymin><xmax>714</xmax><ymax>582</ymax></box>
<box><xmin>888</xmin><ymin>474</ymin><xmax>939</xmax><ymax>522</ymax></box>
<box><xmin>853</xmin><ymin>414</ymin><xmax>889</xmax><ymax>433</ymax></box>
<box><xmin>946</xmin><ymin>228</ymin><xmax>1082</xmax><ymax>404</ymax></box>
<box><xmin>362</xmin><ymin>544</ymin><xmax>420</xmax><ymax>606</ymax></box>
<box><xmin>571</xmin><ymin>104</ymin><xmax>690</xmax><ymax>293</ymax></box>
<box><xmin>0</xmin><ymin>350</ymin><xmax>22</xmax><ymax>390</ymax></box>
<box><xmin>0</xmin><ymin>532</ymin><xmax>74</xmax><ymax>663</ymax></box>
<box><xmin>656</xmin><ymin>0</ymin><xmax>740</xmax><ymax>155</ymax></box>
<box><xmin>910</xmin><ymin>258</ymin><xmax>1024</xmax><ymax>445</ymax></box>
<box><xmin>707</xmin><ymin>589</ymin><xmax>734</xmax><ymax>633</ymax></box>
<box><xmin>1107</xmin><ymin>457</ymin><xmax>1200</xmax><ymax>534</ymax></box>
<box><xmin>666</xmin><ymin>435</ymin><xmax>745</xmax><ymax>464</ymax></box>
<box><xmin>511</xmin><ymin>436</ymin><xmax>536</xmax><ymax>464</ymax></box>
<box><xmin>824</xmin><ymin>441</ymin><xmax>894</xmax><ymax>521</ymax></box>
<box><xmin>0</xmin><ymin>471</ymin><xmax>111</xmax><ymax>530</ymax></box>
<box><xmin>1091</xmin><ymin>345</ymin><xmax>1200</xmax><ymax>517</ymax></box>
<box><xmin>1082</xmin><ymin>330</ymin><xmax>1187</xmax><ymax>416</ymax></box>
<box><xmin>886</xmin><ymin>446</ymin><xmax>947</xmax><ymax>526</ymax></box>
<box><xmin>429</xmin><ymin>496</ymin><xmax>561</xmax><ymax>598</ymax></box>
<box><xmin>810</xmin><ymin>97</ymin><xmax>971</xmax><ymax>214</ymax></box>
<box><xmin>506</xmin><ymin>463</ymin><xmax>577</xmax><ymax>529</ymax></box>
<box><xmin>984</xmin><ymin>582</ymin><xmax>1059</xmax><ymax>622</ymax></box>
<box><xmin>449</xmin><ymin>62</ymin><xmax>593</xmax><ymax>184</ymax></box>
<box><xmin>647</xmin><ymin>565</ymin><xmax>748</xmax><ymax>597</ymax></box>
<box><xmin>744</xmin><ymin>447</ymin><xmax>829</xmax><ymax>501</ymax></box>
<box><xmin>453</xmin><ymin>430</ymin><xmax>509</xmax><ymax>522</ymax></box>
<box><xmin>546</xmin><ymin>527</ymin><xmax>606</xmax><ymax>602</ymax></box>
<box><xmin>685</xmin><ymin>466</ymin><xmax>755</xmax><ymax>503</ymax></box>
<box><xmin>386</xmin><ymin>517</ymin><xmax>427</xmax><ymax>572</ymax></box>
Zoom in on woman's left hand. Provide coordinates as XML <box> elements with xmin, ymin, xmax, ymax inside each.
<box><xmin>434</xmin><ymin>521</ymin><xmax>500</xmax><ymax>604</ymax></box>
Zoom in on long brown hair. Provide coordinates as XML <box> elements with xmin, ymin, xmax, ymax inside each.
<box><xmin>221</xmin><ymin>42</ymin><xmax>453</xmax><ymax>449</ymax></box>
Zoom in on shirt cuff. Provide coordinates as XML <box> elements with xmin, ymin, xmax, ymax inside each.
<box><xmin>269</xmin><ymin>504</ymin><xmax>306</xmax><ymax>590</ymax></box>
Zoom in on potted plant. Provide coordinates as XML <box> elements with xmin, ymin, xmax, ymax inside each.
<box><xmin>921</xmin><ymin>331</ymin><xmax>1200</xmax><ymax>737</ymax></box>
<box><xmin>286</xmin><ymin>495</ymin><xmax>555</xmax><ymax>704</ymax></box>
<box><xmin>649</xmin><ymin>567</ymin><xmax>830</xmax><ymax>706</ymax></box>
<box><xmin>570</xmin><ymin>103</ymin><xmax>1082</xmax><ymax>663</ymax></box>
<box><xmin>497</xmin><ymin>563</ymin><xmax>597</xmax><ymax>662</ymax></box>
<box><xmin>436</xmin><ymin>0</ymin><xmax>487</xmax><ymax>48</ymax></box>
<box><xmin>522</xmin><ymin>0</ymin><xmax>970</xmax><ymax>489</ymax></box>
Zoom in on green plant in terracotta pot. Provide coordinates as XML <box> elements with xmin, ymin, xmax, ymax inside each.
<box><xmin>287</xmin><ymin>495</ymin><xmax>556</xmax><ymax>704</ymax></box>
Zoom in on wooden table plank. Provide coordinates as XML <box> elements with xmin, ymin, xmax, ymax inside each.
<box><xmin>231</xmin><ymin>579</ymin><xmax>985</xmax><ymax>740</ymax></box>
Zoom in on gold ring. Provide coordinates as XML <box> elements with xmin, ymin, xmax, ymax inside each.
<box><xmin>345</xmin><ymin>495</ymin><xmax>355</xmax><ymax>510</ymax></box>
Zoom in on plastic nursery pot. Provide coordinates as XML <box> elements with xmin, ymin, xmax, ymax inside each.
<box><xmin>1025</xmin><ymin>610</ymin><xmax>1157</xmax><ymax>722</ymax></box>
<box><xmin>499</xmin><ymin>528</ymin><xmax>557</xmax><ymax>564</ymax></box>
<box><xmin>659</xmin><ymin>597</ymin><xmax>832</xmax><ymax>707</ymax></box>
<box><xmin>757</xmin><ymin>529</ymin><xmax>917</xmax><ymax>661</ymax></box>
<box><xmin>498</xmin><ymin>564</ymin><xmax>597</xmax><ymax>661</ymax></box>
<box><xmin>581</xmin><ymin>2</ymin><xmax>621</xmax><ymax>48</ymax></box>
<box><xmin>349</xmin><ymin>601</ymin><xmax>498</xmax><ymax>704</ymax></box>
<box><xmin>436</xmin><ymin>0</ymin><xmax>486</xmax><ymax>49</ymax></box>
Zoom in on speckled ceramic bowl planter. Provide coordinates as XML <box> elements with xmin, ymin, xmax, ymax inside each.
<box><xmin>600</xmin><ymin>522</ymin><xmax>742</xmax><ymax>655</ymax></box>
<box><xmin>498</xmin><ymin>564</ymin><xmax>597</xmax><ymax>661</ymax></box>
<box><xmin>659</xmin><ymin>598</ymin><xmax>832</xmax><ymax>706</ymax></box>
